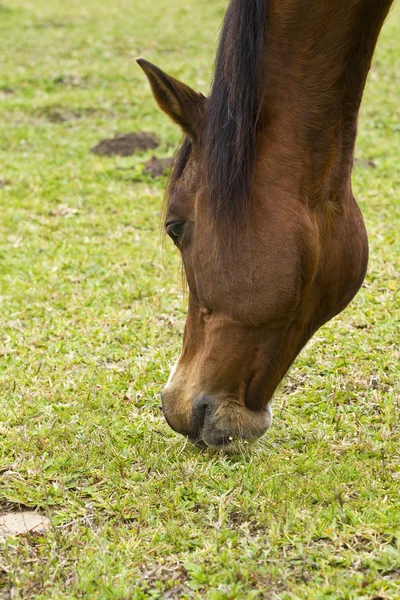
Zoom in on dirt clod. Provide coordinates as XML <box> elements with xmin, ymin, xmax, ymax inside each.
<box><xmin>143</xmin><ymin>156</ymin><xmax>174</xmax><ymax>177</ymax></box>
<box><xmin>0</xmin><ymin>87</ymin><xmax>14</xmax><ymax>97</ymax></box>
<box><xmin>53</xmin><ymin>74</ymin><xmax>83</xmax><ymax>87</ymax></box>
<box><xmin>354</xmin><ymin>157</ymin><xmax>377</xmax><ymax>169</ymax></box>
<box><xmin>91</xmin><ymin>132</ymin><xmax>159</xmax><ymax>157</ymax></box>
<box><xmin>45</xmin><ymin>108</ymin><xmax>82</xmax><ymax>122</ymax></box>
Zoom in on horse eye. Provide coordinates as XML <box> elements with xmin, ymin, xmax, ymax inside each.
<box><xmin>166</xmin><ymin>222</ymin><xmax>185</xmax><ymax>247</ymax></box>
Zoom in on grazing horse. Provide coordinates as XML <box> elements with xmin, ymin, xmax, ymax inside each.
<box><xmin>138</xmin><ymin>0</ymin><xmax>394</xmax><ymax>450</ymax></box>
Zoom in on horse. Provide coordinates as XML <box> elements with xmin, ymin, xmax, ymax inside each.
<box><xmin>137</xmin><ymin>0</ymin><xmax>394</xmax><ymax>450</ymax></box>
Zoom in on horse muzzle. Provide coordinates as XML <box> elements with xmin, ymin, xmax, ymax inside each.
<box><xmin>161</xmin><ymin>390</ymin><xmax>272</xmax><ymax>450</ymax></box>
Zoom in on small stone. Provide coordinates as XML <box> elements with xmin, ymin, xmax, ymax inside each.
<box><xmin>0</xmin><ymin>512</ymin><xmax>51</xmax><ymax>537</ymax></box>
<box><xmin>370</xmin><ymin>375</ymin><xmax>380</xmax><ymax>389</ymax></box>
<box><xmin>143</xmin><ymin>156</ymin><xmax>174</xmax><ymax>177</ymax></box>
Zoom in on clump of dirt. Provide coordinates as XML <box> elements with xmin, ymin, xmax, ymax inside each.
<box><xmin>45</xmin><ymin>107</ymin><xmax>82</xmax><ymax>122</ymax></box>
<box><xmin>143</xmin><ymin>156</ymin><xmax>174</xmax><ymax>178</ymax></box>
<box><xmin>32</xmin><ymin>20</ymin><xmax>70</xmax><ymax>29</ymax></box>
<box><xmin>139</xmin><ymin>562</ymin><xmax>190</xmax><ymax>599</ymax></box>
<box><xmin>35</xmin><ymin>106</ymin><xmax>100</xmax><ymax>123</ymax></box>
<box><xmin>53</xmin><ymin>74</ymin><xmax>83</xmax><ymax>87</ymax></box>
<box><xmin>354</xmin><ymin>157</ymin><xmax>376</xmax><ymax>169</ymax></box>
<box><xmin>91</xmin><ymin>132</ymin><xmax>159</xmax><ymax>157</ymax></box>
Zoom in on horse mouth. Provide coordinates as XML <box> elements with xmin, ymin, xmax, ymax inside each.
<box><xmin>188</xmin><ymin>394</ymin><xmax>271</xmax><ymax>450</ymax></box>
<box><xmin>161</xmin><ymin>388</ymin><xmax>272</xmax><ymax>450</ymax></box>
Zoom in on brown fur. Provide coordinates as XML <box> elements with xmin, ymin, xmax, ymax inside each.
<box><xmin>138</xmin><ymin>0</ymin><xmax>394</xmax><ymax>449</ymax></box>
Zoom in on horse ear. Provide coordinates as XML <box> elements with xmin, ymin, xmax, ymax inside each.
<box><xmin>137</xmin><ymin>58</ymin><xmax>205</xmax><ymax>142</ymax></box>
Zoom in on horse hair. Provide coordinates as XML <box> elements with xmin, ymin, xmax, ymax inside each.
<box><xmin>170</xmin><ymin>137</ymin><xmax>192</xmax><ymax>185</ymax></box>
<box><xmin>204</xmin><ymin>0</ymin><xmax>267</xmax><ymax>222</ymax></box>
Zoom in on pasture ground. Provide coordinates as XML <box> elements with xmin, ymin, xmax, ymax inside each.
<box><xmin>0</xmin><ymin>1</ymin><xmax>399</xmax><ymax>598</ymax></box>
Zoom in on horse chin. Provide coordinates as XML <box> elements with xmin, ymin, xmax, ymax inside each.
<box><xmin>204</xmin><ymin>437</ymin><xmax>258</xmax><ymax>455</ymax></box>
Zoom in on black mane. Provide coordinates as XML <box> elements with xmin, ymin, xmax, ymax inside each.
<box><xmin>204</xmin><ymin>0</ymin><xmax>267</xmax><ymax>222</ymax></box>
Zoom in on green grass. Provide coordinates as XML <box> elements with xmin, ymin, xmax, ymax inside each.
<box><xmin>0</xmin><ymin>1</ymin><xmax>399</xmax><ymax>598</ymax></box>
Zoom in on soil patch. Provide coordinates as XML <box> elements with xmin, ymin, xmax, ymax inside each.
<box><xmin>140</xmin><ymin>562</ymin><xmax>191</xmax><ymax>598</ymax></box>
<box><xmin>36</xmin><ymin>107</ymin><xmax>98</xmax><ymax>123</ymax></box>
<box><xmin>143</xmin><ymin>156</ymin><xmax>173</xmax><ymax>177</ymax></box>
<box><xmin>53</xmin><ymin>74</ymin><xmax>83</xmax><ymax>87</ymax></box>
<box><xmin>91</xmin><ymin>132</ymin><xmax>159</xmax><ymax>157</ymax></box>
<box><xmin>32</xmin><ymin>20</ymin><xmax>71</xmax><ymax>29</ymax></box>
<box><xmin>0</xmin><ymin>87</ymin><xmax>14</xmax><ymax>97</ymax></box>
<box><xmin>354</xmin><ymin>157</ymin><xmax>376</xmax><ymax>169</ymax></box>
<box><xmin>45</xmin><ymin>108</ymin><xmax>82</xmax><ymax>122</ymax></box>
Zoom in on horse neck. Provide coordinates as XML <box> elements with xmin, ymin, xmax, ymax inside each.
<box><xmin>259</xmin><ymin>0</ymin><xmax>393</xmax><ymax>205</ymax></box>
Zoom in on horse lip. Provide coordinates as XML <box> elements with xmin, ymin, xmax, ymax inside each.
<box><xmin>189</xmin><ymin>394</ymin><xmax>212</xmax><ymax>441</ymax></box>
<box><xmin>161</xmin><ymin>392</ymin><xmax>179</xmax><ymax>434</ymax></box>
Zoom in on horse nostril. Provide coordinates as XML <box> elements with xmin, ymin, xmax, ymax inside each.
<box><xmin>190</xmin><ymin>395</ymin><xmax>210</xmax><ymax>440</ymax></box>
<box><xmin>190</xmin><ymin>396</ymin><xmax>234</xmax><ymax>448</ymax></box>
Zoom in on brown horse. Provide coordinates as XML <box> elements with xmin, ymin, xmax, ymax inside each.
<box><xmin>138</xmin><ymin>0</ymin><xmax>394</xmax><ymax>450</ymax></box>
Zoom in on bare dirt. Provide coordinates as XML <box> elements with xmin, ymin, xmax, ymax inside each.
<box><xmin>90</xmin><ymin>132</ymin><xmax>159</xmax><ymax>157</ymax></box>
<box><xmin>143</xmin><ymin>156</ymin><xmax>174</xmax><ymax>177</ymax></box>
<box><xmin>0</xmin><ymin>87</ymin><xmax>14</xmax><ymax>98</ymax></box>
<box><xmin>353</xmin><ymin>157</ymin><xmax>377</xmax><ymax>169</ymax></box>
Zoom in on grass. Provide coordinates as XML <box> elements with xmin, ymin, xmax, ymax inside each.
<box><xmin>0</xmin><ymin>0</ymin><xmax>399</xmax><ymax>598</ymax></box>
